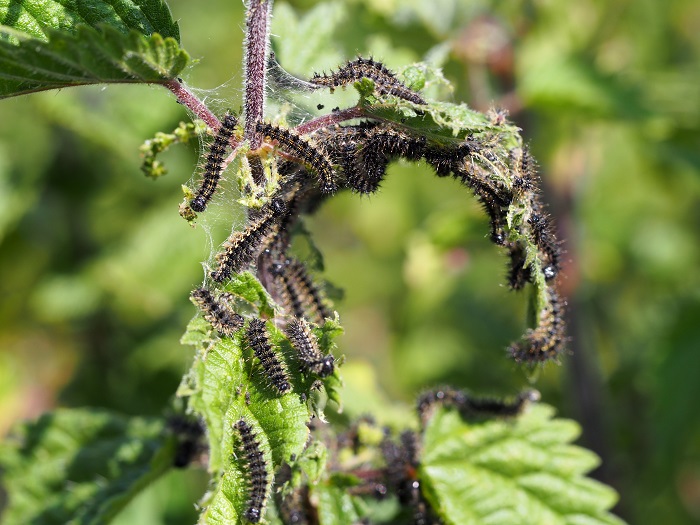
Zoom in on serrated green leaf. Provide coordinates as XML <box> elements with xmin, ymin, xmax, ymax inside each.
<box><xmin>0</xmin><ymin>0</ymin><xmax>188</xmax><ymax>98</ymax></box>
<box><xmin>182</xmin><ymin>315</ymin><xmax>312</xmax><ymax>524</ymax></box>
<box><xmin>180</xmin><ymin>270</ymin><xmax>347</xmax><ymax>524</ymax></box>
<box><xmin>421</xmin><ymin>405</ymin><xmax>625</xmax><ymax>525</ymax></box>
<box><xmin>0</xmin><ymin>408</ymin><xmax>174</xmax><ymax>525</ymax></box>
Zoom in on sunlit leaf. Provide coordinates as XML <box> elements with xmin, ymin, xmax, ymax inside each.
<box><xmin>421</xmin><ymin>404</ymin><xmax>625</xmax><ymax>525</ymax></box>
<box><xmin>0</xmin><ymin>0</ymin><xmax>188</xmax><ymax>98</ymax></box>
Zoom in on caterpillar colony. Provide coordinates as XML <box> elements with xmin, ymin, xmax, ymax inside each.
<box><xmin>180</xmin><ymin>51</ymin><xmax>565</xmax><ymax>524</ymax></box>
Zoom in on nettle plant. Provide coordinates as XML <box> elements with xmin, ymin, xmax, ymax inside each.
<box><xmin>0</xmin><ymin>1</ymin><xmax>624</xmax><ymax>524</ymax></box>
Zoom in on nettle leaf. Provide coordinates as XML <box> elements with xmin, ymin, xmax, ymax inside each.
<box><xmin>0</xmin><ymin>0</ymin><xmax>188</xmax><ymax>98</ymax></box>
<box><xmin>421</xmin><ymin>404</ymin><xmax>626</xmax><ymax>525</ymax></box>
<box><xmin>180</xmin><ymin>266</ymin><xmax>347</xmax><ymax>524</ymax></box>
<box><xmin>0</xmin><ymin>408</ymin><xmax>174</xmax><ymax>525</ymax></box>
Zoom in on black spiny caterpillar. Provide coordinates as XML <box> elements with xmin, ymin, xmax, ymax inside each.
<box><xmin>233</xmin><ymin>418</ymin><xmax>270</xmax><ymax>523</ymax></box>
<box><xmin>257</xmin><ymin>122</ymin><xmax>337</xmax><ymax>194</ymax></box>
<box><xmin>284</xmin><ymin>317</ymin><xmax>335</xmax><ymax>378</ymax></box>
<box><xmin>310</xmin><ymin>56</ymin><xmax>426</xmax><ymax>105</ymax></box>
<box><xmin>211</xmin><ymin>199</ymin><xmax>288</xmax><ymax>282</ymax></box>
<box><xmin>245</xmin><ymin>318</ymin><xmax>292</xmax><ymax>394</ymax></box>
<box><xmin>280</xmin><ymin>259</ymin><xmax>333</xmax><ymax>324</ymax></box>
<box><xmin>349</xmin><ymin>124</ymin><xmax>426</xmax><ymax>194</ymax></box>
<box><xmin>190</xmin><ymin>287</ymin><xmax>244</xmax><ymax>336</ymax></box>
<box><xmin>508</xmin><ymin>285</ymin><xmax>566</xmax><ymax>363</ymax></box>
<box><xmin>190</xmin><ymin>112</ymin><xmax>238</xmax><ymax>212</ymax></box>
<box><xmin>416</xmin><ymin>386</ymin><xmax>539</xmax><ymax>427</ymax></box>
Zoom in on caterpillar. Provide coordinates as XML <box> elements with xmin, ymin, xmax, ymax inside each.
<box><xmin>508</xmin><ymin>285</ymin><xmax>566</xmax><ymax>363</ymax></box>
<box><xmin>245</xmin><ymin>318</ymin><xmax>292</xmax><ymax>394</ymax></box>
<box><xmin>257</xmin><ymin>122</ymin><xmax>337</xmax><ymax>194</ymax></box>
<box><xmin>314</xmin><ymin>122</ymin><xmax>426</xmax><ymax>194</ymax></box>
<box><xmin>167</xmin><ymin>415</ymin><xmax>205</xmax><ymax>468</ymax></box>
<box><xmin>190</xmin><ymin>287</ymin><xmax>244</xmax><ymax>336</ymax></box>
<box><xmin>271</xmin><ymin>262</ymin><xmax>307</xmax><ymax>321</ymax></box>
<box><xmin>463</xmin><ymin>389</ymin><xmax>541</xmax><ymax>416</ymax></box>
<box><xmin>279</xmin><ymin>259</ymin><xmax>333</xmax><ymax>324</ymax></box>
<box><xmin>416</xmin><ymin>387</ymin><xmax>539</xmax><ymax>427</ymax></box>
<box><xmin>190</xmin><ymin>112</ymin><xmax>238</xmax><ymax>212</ymax></box>
<box><xmin>352</xmin><ymin>125</ymin><xmax>427</xmax><ymax>194</ymax></box>
<box><xmin>310</xmin><ymin>56</ymin><xmax>427</xmax><ymax>105</ymax></box>
<box><xmin>506</xmin><ymin>242</ymin><xmax>531</xmax><ymax>290</ymax></box>
<box><xmin>233</xmin><ymin>419</ymin><xmax>270</xmax><ymax>523</ymax></box>
<box><xmin>211</xmin><ymin>199</ymin><xmax>288</xmax><ymax>282</ymax></box>
<box><xmin>416</xmin><ymin>387</ymin><xmax>468</xmax><ymax>426</ymax></box>
<box><xmin>381</xmin><ymin>431</ymin><xmax>441</xmax><ymax>525</ymax></box>
<box><xmin>318</xmin><ymin>124</ymin><xmax>370</xmax><ymax>194</ymax></box>
<box><xmin>425</xmin><ymin>140</ymin><xmax>509</xmax><ymax>250</ymax></box>
<box><xmin>423</xmin><ymin>144</ymin><xmax>461</xmax><ymax>177</ymax></box>
<box><xmin>509</xmin><ymin>147</ymin><xmax>562</xmax><ymax>280</ymax></box>
<box><xmin>284</xmin><ymin>317</ymin><xmax>335</xmax><ymax>378</ymax></box>
<box><xmin>278</xmin><ymin>486</ymin><xmax>311</xmax><ymax>525</ymax></box>
<box><xmin>364</xmin><ymin>125</ymin><xmax>426</xmax><ymax>161</ymax></box>
<box><xmin>528</xmin><ymin>211</ymin><xmax>561</xmax><ymax>281</ymax></box>
<box><xmin>511</xmin><ymin>146</ymin><xmax>538</xmax><ymax>199</ymax></box>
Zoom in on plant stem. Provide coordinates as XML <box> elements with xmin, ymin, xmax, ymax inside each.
<box><xmin>162</xmin><ymin>79</ymin><xmax>221</xmax><ymax>131</ymax></box>
<box><xmin>244</xmin><ymin>0</ymin><xmax>273</xmax><ymax>151</ymax></box>
<box><xmin>295</xmin><ymin>106</ymin><xmax>366</xmax><ymax>135</ymax></box>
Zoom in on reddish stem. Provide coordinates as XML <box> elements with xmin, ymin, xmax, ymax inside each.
<box><xmin>244</xmin><ymin>0</ymin><xmax>272</xmax><ymax>150</ymax></box>
<box><xmin>162</xmin><ymin>79</ymin><xmax>221</xmax><ymax>131</ymax></box>
<box><xmin>295</xmin><ymin>106</ymin><xmax>366</xmax><ymax>135</ymax></box>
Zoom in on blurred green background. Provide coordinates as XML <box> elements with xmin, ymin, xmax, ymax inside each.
<box><xmin>1</xmin><ymin>0</ymin><xmax>699</xmax><ymax>523</ymax></box>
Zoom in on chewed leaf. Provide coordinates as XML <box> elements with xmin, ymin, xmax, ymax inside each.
<box><xmin>182</xmin><ymin>314</ymin><xmax>310</xmax><ymax>524</ymax></box>
<box><xmin>421</xmin><ymin>404</ymin><xmax>625</xmax><ymax>525</ymax></box>
<box><xmin>0</xmin><ymin>408</ymin><xmax>174</xmax><ymax>525</ymax></box>
<box><xmin>0</xmin><ymin>0</ymin><xmax>188</xmax><ymax>98</ymax></box>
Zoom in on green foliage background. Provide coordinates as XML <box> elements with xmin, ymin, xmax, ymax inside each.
<box><xmin>0</xmin><ymin>0</ymin><xmax>698</xmax><ymax>523</ymax></box>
